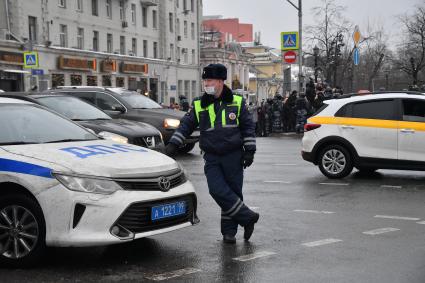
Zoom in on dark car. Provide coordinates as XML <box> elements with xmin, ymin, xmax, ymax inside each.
<box><xmin>44</xmin><ymin>87</ymin><xmax>199</xmax><ymax>153</ymax></box>
<box><xmin>1</xmin><ymin>92</ymin><xmax>164</xmax><ymax>151</ymax></box>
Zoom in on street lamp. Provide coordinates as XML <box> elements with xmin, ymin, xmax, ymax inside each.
<box><xmin>313</xmin><ymin>45</ymin><xmax>319</xmax><ymax>83</ymax></box>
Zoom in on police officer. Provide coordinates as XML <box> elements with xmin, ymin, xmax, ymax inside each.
<box><xmin>165</xmin><ymin>64</ymin><xmax>259</xmax><ymax>244</ymax></box>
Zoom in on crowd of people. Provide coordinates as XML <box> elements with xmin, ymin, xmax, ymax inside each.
<box><xmin>249</xmin><ymin>78</ymin><xmax>345</xmax><ymax>136</ymax></box>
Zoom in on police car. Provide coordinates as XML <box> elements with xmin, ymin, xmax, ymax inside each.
<box><xmin>0</xmin><ymin>97</ymin><xmax>198</xmax><ymax>267</ymax></box>
<box><xmin>302</xmin><ymin>92</ymin><xmax>425</xmax><ymax>178</ymax></box>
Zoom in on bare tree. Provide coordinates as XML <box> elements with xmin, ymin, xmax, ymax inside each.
<box><xmin>393</xmin><ymin>6</ymin><xmax>425</xmax><ymax>86</ymax></box>
<box><xmin>305</xmin><ymin>0</ymin><xmax>351</xmax><ymax>86</ymax></box>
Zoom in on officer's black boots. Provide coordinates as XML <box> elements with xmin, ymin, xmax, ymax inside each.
<box><xmin>223</xmin><ymin>234</ymin><xmax>236</xmax><ymax>244</ymax></box>
<box><xmin>244</xmin><ymin>212</ymin><xmax>260</xmax><ymax>241</ymax></box>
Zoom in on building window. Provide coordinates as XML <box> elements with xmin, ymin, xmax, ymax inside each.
<box><xmin>71</xmin><ymin>74</ymin><xmax>82</xmax><ymax>86</ymax></box>
<box><xmin>106</xmin><ymin>0</ymin><xmax>112</xmax><ymax>19</ymax></box>
<box><xmin>153</xmin><ymin>42</ymin><xmax>158</xmax><ymax>59</ymax></box>
<box><xmin>76</xmin><ymin>0</ymin><xmax>83</xmax><ymax>11</ymax></box>
<box><xmin>28</xmin><ymin>16</ymin><xmax>37</xmax><ymax>43</ymax></box>
<box><xmin>92</xmin><ymin>0</ymin><xmax>98</xmax><ymax>16</ymax></box>
<box><xmin>178</xmin><ymin>80</ymin><xmax>183</xmax><ymax>97</ymax></box>
<box><xmin>58</xmin><ymin>0</ymin><xmax>66</xmax><ymax>8</ymax></box>
<box><xmin>170</xmin><ymin>43</ymin><xmax>174</xmax><ymax>60</ymax></box>
<box><xmin>191</xmin><ymin>80</ymin><xmax>196</xmax><ymax>100</ymax></box>
<box><xmin>120</xmin><ymin>36</ymin><xmax>126</xmax><ymax>55</ymax></box>
<box><xmin>107</xmin><ymin>33</ymin><xmax>113</xmax><ymax>53</ymax></box>
<box><xmin>59</xmin><ymin>24</ymin><xmax>67</xmax><ymax>47</ymax></box>
<box><xmin>142</xmin><ymin>7</ymin><xmax>148</xmax><ymax>27</ymax></box>
<box><xmin>52</xmin><ymin>74</ymin><xmax>65</xmax><ymax>88</ymax></box>
<box><xmin>192</xmin><ymin>49</ymin><xmax>195</xmax><ymax>64</ymax></box>
<box><xmin>191</xmin><ymin>22</ymin><xmax>195</xmax><ymax>40</ymax></box>
<box><xmin>152</xmin><ymin>10</ymin><xmax>157</xmax><ymax>29</ymax></box>
<box><xmin>184</xmin><ymin>80</ymin><xmax>190</xmax><ymax>99</ymax></box>
<box><xmin>191</xmin><ymin>0</ymin><xmax>194</xmax><ymax>12</ymax></box>
<box><xmin>116</xmin><ymin>77</ymin><xmax>125</xmax><ymax>87</ymax></box>
<box><xmin>77</xmin><ymin>27</ymin><xmax>84</xmax><ymax>49</ymax></box>
<box><xmin>119</xmin><ymin>0</ymin><xmax>125</xmax><ymax>21</ymax></box>
<box><xmin>131</xmin><ymin>4</ymin><xmax>136</xmax><ymax>24</ymax></box>
<box><xmin>132</xmin><ymin>38</ymin><xmax>137</xmax><ymax>56</ymax></box>
<box><xmin>176</xmin><ymin>19</ymin><xmax>180</xmax><ymax>36</ymax></box>
<box><xmin>102</xmin><ymin>75</ymin><xmax>112</xmax><ymax>87</ymax></box>
<box><xmin>87</xmin><ymin>75</ymin><xmax>98</xmax><ymax>86</ymax></box>
<box><xmin>183</xmin><ymin>48</ymin><xmax>188</xmax><ymax>63</ymax></box>
<box><xmin>183</xmin><ymin>0</ymin><xmax>187</xmax><ymax>11</ymax></box>
<box><xmin>184</xmin><ymin>20</ymin><xmax>188</xmax><ymax>38</ymax></box>
<box><xmin>93</xmin><ymin>30</ymin><xmax>99</xmax><ymax>51</ymax></box>
<box><xmin>143</xmin><ymin>40</ymin><xmax>148</xmax><ymax>57</ymax></box>
<box><xmin>169</xmin><ymin>13</ymin><xmax>173</xmax><ymax>32</ymax></box>
<box><xmin>176</xmin><ymin>0</ymin><xmax>179</xmax><ymax>8</ymax></box>
<box><xmin>176</xmin><ymin>47</ymin><xmax>180</xmax><ymax>61</ymax></box>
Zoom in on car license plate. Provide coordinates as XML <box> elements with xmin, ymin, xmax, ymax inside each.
<box><xmin>151</xmin><ymin>201</ymin><xmax>186</xmax><ymax>221</ymax></box>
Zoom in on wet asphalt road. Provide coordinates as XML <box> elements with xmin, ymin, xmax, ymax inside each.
<box><xmin>2</xmin><ymin>135</ymin><xmax>425</xmax><ymax>283</ymax></box>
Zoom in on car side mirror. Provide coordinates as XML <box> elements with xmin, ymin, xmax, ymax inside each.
<box><xmin>111</xmin><ymin>105</ymin><xmax>125</xmax><ymax>113</ymax></box>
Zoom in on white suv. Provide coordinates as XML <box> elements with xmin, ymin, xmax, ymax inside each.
<box><xmin>302</xmin><ymin>92</ymin><xmax>425</xmax><ymax>178</ymax></box>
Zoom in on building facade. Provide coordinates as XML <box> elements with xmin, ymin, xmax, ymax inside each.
<box><xmin>203</xmin><ymin>16</ymin><xmax>253</xmax><ymax>44</ymax></box>
<box><xmin>0</xmin><ymin>0</ymin><xmax>202</xmax><ymax>104</ymax></box>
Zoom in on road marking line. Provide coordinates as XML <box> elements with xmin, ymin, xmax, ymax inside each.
<box><xmin>374</xmin><ymin>215</ymin><xmax>421</xmax><ymax>221</ymax></box>
<box><xmin>233</xmin><ymin>251</ymin><xmax>276</xmax><ymax>262</ymax></box>
<box><xmin>144</xmin><ymin>268</ymin><xmax>202</xmax><ymax>281</ymax></box>
<box><xmin>264</xmin><ymin>180</ymin><xmax>292</xmax><ymax>184</ymax></box>
<box><xmin>319</xmin><ymin>183</ymin><xmax>350</xmax><ymax>186</ymax></box>
<box><xmin>302</xmin><ymin>238</ymin><xmax>343</xmax><ymax>247</ymax></box>
<box><xmin>249</xmin><ymin>206</ymin><xmax>260</xmax><ymax>210</ymax></box>
<box><xmin>294</xmin><ymin>209</ymin><xmax>335</xmax><ymax>214</ymax></box>
<box><xmin>272</xmin><ymin>164</ymin><xmax>297</xmax><ymax>166</ymax></box>
<box><xmin>381</xmin><ymin>185</ymin><xmax>403</xmax><ymax>189</ymax></box>
<box><xmin>417</xmin><ymin>221</ymin><xmax>425</xmax><ymax>225</ymax></box>
<box><xmin>363</xmin><ymin>227</ymin><xmax>400</xmax><ymax>235</ymax></box>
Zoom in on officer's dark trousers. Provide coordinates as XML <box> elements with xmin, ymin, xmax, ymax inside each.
<box><xmin>204</xmin><ymin>150</ymin><xmax>256</xmax><ymax>236</ymax></box>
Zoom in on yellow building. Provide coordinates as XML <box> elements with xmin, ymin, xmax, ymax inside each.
<box><xmin>243</xmin><ymin>43</ymin><xmax>284</xmax><ymax>102</ymax></box>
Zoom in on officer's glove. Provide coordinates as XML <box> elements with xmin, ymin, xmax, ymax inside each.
<box><xmin>241</xmin><ymin>151</ymin><xmax>255</xmax><ymax>169</ymax></box>
<box><xmin>165</xmin><ymin>143</ymin><xmax>178</xmax><ymax>157</ymax></box>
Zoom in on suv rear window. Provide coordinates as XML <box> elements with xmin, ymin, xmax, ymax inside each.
<box><xmin>312</xmin><ymin>104</ymin><xmax>329</xmax><ymax>116</ymax></box>
<box><xmin>402</xmin><ymin>99</ymin><xmax>425</xmax><ymax>122</ymax></box>
<box><xmin>351</xmin><ymin>100</ymin><xmax>396</xmax><ymax>120</ymax></box>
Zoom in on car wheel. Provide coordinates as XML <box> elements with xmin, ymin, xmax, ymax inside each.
<box><xmin>178</xmin><ymin>143</ymin><xmax>196</xmax><ymax>154</ymax></box>
<box><xmin>0</xmin><ymin>194</ymin><xmax>46</xmax><ymax>267</ymax></box>
<box><xmin>318</xmin><ymin>144</ymin><xmax>353</xmax><ymax>179</ymax></box>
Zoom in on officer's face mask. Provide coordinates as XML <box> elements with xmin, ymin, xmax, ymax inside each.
<box><xmin>204</xmin><ymin>86</ymin><xmax>216</xmax><ymax>95</ymax></box>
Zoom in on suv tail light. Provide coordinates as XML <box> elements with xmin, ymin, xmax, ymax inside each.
<box><xmin>304</xmin><ymin>123</ymin><xmax>321</xmax><ymax>132</ymax></box>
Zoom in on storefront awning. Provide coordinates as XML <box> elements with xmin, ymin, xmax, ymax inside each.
<box><xmin>3</xmin><ymin>69</ymin><xmax>30</xmax><ymax>74</ymax></box>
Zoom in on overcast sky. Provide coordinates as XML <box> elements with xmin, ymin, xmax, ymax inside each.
<box><xmin>203</xmin><ymin>0</ymin><xmax>423</xmax><ymax>50</ymax></box>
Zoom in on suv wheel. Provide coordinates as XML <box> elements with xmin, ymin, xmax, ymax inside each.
<box><xmin>318</xmin><ymin>145</ymin><xmax>353</xmax><ymax>179</ymax></box>
<box><xmin>0</xmin><ymin>194</ymin><xmax>46</xmax><ymax>267</ymax></box>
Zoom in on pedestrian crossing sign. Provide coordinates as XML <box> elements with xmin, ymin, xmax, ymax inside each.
<box><xmin>281</xmin><ymin>32</ymin><xmax>299</xmax><ymax>51</ymax></box>
<box><xmin>23</xmin><ymin>51</ymin><xmax>39</xmax><ymax>68</ymax></box>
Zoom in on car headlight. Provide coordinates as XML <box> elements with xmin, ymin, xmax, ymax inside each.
<box><xmin>54</xmin><ymin>173</ymin><xmax>122</xmax><ymax>195</ymax></box>
<box><xmin>98</xmin><ymin>131</ymin><xmax>128</xmax><ymax>144</ymax></box>
<box><xmin>164</xmin><ymin>118</ymin><xmax>180</xmax><ymax>129</ymax></box>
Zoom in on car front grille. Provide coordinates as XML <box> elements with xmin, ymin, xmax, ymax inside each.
<box><xmin>132</xmin><ymin>135</ymin><xmax>163</xmax><ymax>148</ymax></box>
<box><xmin>115</xmin><ymin>194</ymin><xmax>196</xmax><ymax>234</ymax></box>
<box><xmin>116</xmin><ymin>170</ymin><xmax>187</xmax><ymax>191</ymax></box>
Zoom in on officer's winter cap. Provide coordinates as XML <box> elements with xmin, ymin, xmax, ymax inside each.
<box><xmin>202</xmin><ymin>64</ymin><xmax>227</xmax><ymax>80</ymax></box>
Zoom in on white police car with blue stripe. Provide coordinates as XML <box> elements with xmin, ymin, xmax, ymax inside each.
<box><xmin>0</xmin><ymin>97</ymin><xmax>198</xmax><ymax>267</ymax></box>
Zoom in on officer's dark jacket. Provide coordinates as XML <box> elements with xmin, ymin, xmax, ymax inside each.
<box><xmin>169</xmin><ymin>85</ymin><xmax>256</xmax><ymax>155</ymax></box>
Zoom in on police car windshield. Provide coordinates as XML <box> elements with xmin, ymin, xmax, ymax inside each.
<box><xmin>110</xmin><ymin>89</ymin><xmax>162</xmax><ymax>109</ymax></box>
<box><xmin>0</xmin><ymin>104</ymin><xmax>98</xmax><ymax>145</ymax></box>
<box><xmin>37</xmin><ymin>96</ymin><xmax>112</xmax><ymax>121</ymax></box>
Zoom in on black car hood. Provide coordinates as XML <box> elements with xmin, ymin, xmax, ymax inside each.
<box><xmin>129</xmin><ymin>108</ymin><xmax>185</xmax><ymax>120</ymax></box>
<box><xmin>77</xmin><ymin>119</ymin><xmax>160</xmax><ymax>138</ymax></box>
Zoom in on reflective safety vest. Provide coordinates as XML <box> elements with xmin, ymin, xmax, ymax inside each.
<box><xmin>194</xmin><ymin>95</ymin><xmax>243</xmax><ymax>130</ymax></box>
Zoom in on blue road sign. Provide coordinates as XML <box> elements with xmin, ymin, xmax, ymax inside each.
<box><xmin>354</xmin><ymin>48</ymin><xmax>360</xmax><ymax>66</ymax></box>
<box><xmin>31</xmin><ymin>69</ymin><xmax>44</xmax><ymax>76</ymax></box>
<box><xmin>281</xmin><ymin>32</ymin><xmax>299</xmax><ymax>51</ymax></box>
